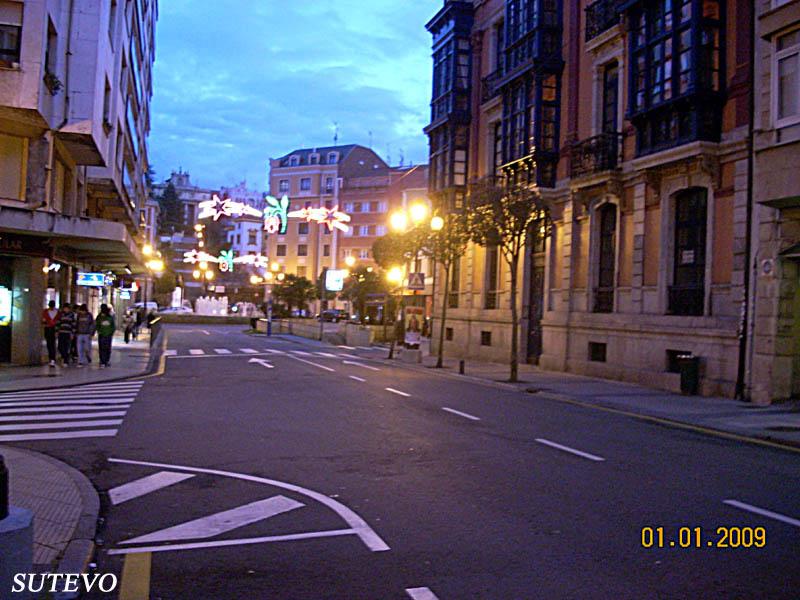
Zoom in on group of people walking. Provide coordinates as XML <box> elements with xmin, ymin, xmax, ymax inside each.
<box><xmin>41</xmin><ymin>301</ymin><xmax>116</xmax><ymax>368</ymax></box>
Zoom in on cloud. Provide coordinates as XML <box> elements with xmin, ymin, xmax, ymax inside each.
<box><xmin>148</xmin><ymin>0</ymin><xmax>440</xmax><ymax>191</ymax></box>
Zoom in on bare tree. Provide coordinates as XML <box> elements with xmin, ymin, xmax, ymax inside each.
<box><xmin>469</xmin><ymin>178</ymin><xmax>548</xmax><ymax>382</ymax></box>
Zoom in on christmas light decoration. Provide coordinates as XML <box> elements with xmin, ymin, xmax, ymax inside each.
<box><xmin>263</xmin><ymin>195</ymin><xmax>290</xmax><ymax>234</ymax></box>
<box><xmin>183</xmin><ymin>249</ymin><xmax>271</xmax><ymax>273</ymax></box>
<box><xmin>287</xmin><ymin>205</ymin><xmax>351</xmax><ymax>232</ymax></box>
<box><xmin>198</xmin><ymin>195</ymin><xmax>263</xmax><ymax>221</ymax></box>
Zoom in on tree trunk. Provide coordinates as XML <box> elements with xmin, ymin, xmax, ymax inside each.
<box><xmin>509</xmin><ymin>253</ymin><xmax>519</xmax><ymax>383</ymax></box>
<box><xmin>436</xmin><ymin>262</ymin><xmax>451</xmax><ymax>369</ymax></box>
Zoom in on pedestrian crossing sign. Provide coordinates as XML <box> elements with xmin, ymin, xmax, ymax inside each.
<box><xmin>407</xmin><ymin>272</ymin><xmax>425</xmax><ymax>291</ymax></box>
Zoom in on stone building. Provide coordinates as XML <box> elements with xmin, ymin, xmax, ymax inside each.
<box><xmin>0</xmin><ymin>0</ymin><xmax>157</xmax><ymax>364</ymax></box>
<box><xmin>749</xmin><ymin>0</ymin><xmax>800</xmax><ymax>403</ymax></box>
<box><xmin>426</xmin><ymin>0</ymin><xmax>761</xmax><ymax>398</ymax></box>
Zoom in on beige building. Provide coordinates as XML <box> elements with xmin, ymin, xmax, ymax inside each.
<box><xmin>749</xmin><ymin>0</ymin><xmax>800</xmax><ymax>403</ymax></box>
<box><xmin>0</xmin><ymin>0</ymin><xmax>157</xmax><ymax>364</ymax></box>
<box><xmin>426</xmin><ymin>0</ymin><xmax>767</xmax><ymax>399</ymax></box>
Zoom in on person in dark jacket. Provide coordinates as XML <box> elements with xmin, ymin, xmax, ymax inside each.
<box><xmin>56</xmin><ymin>304</ymin><xmax>77</xmax><ymax>366</ymax></box>
<box><xmin>41</xmin><ymin>300</ymin><xmax>59</xmax><ymax>366</ymax></box>
<box><xmin>75</xmin><ymin>304</ymin><xmax>95</xmax><ymax>367</ymax></box>
<box><xmin>95</xmin><ymin>304</ymin><xmax>116</xmax><ymax>367</ymax></box>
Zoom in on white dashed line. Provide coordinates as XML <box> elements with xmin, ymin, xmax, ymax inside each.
<box><xmin>535</xmin><ymin>438</ymin><xmax>605</xmax><ymax>462</ymax></box>
<box><xmin>385</xmin><ymin>388</ymin><xmax>410</xmax><ymax>397</ymax></box>
<box><xmin>240</xmin><ymin>348</ymin><xmax>259</xmax><ymax>354</ymax></box>
<box><xmin>164</xmin><ymin>350</ymin><xmax>177</xmax><ymax>356</ymax></box>
<box><xmin>342</xmin><ymin>361</ymin><xmax>380</xmax><ymax>371</ymax></box>
<box><xmin>291</xmin><ymin>350</ymin><xmax>314</xmax><ymax>357</ymax></box>
<box><xmin>337</xmin><ymin>345</ymin><xmax>357</xmax><ymax>350</ymax></box>
<box><xmin>315</xmin><ymin>352</ymin><xmax>338</xmax><ymax>358</ymax></box>
<box><xmin>406</xmin><ymin>588</ymin><xmax>439</xmax><ymax>600</ymax></box>
<box><xmin>349</xmin><ymin>376</ymin><xmax>366</xmax><ymax>383</ymax></box>
<box><xmin>723</xmin><ymin>500</ymin><xmax>800</xmax><ymax>528</ymax></box>
<box><xmin>442</xmin><ymin>407</ymin><xmax>481</xmax><ymax>421</ymax></box>
<box><xmin>214</xmin><ymin>348</ymin><xmax>232</xmax><ymax>354</ymax></box>
<box><xmin>189</xmin><ymin>349</ymin><xmax>205</xmax><ymax>355</ymax></box>
<box><xmin>287</xmin><ymin>355</ymin><xmax>336</xmax><ymax>372</ymax></box>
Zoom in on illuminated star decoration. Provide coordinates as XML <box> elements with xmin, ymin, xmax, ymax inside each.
<box><xmin>198</xmin><ymin>195</ymin><xmax>263</xmax><ymax>221</ymax></box>
<box><xmin>183</xmin><ymin>250</ymin><xmax>219</xmax><ymax>264</ymax></box>
<box><xmin>233</xmin><ymin>254</ymin><xmax>270</xmax><ymax>269</ymax></box>
<box><xmin>287</xmin><ymin>206</ymin><xmax>351</xmax><ymax>233</ymax></box>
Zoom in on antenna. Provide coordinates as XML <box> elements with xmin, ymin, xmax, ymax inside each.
<box><xmin>368</xmin><ymin>130</ymin><xmax>373</xmax><ymax>149</ymax></box>
<box><xmin>399</xmin><ymin>148</ymin><xmax>405</xmax><ymax>167</ymax></box>
<box><xmin>333</xmin><ymin>122</ymin><xmax>339</xmax><ymax>146</ymax></box>
<box><xmin>386</xmin><ymin>143</ymin><xmax>391</xmax><ymax>166</ymax></box>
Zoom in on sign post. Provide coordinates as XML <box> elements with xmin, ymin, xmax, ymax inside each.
<box><xmin>407</xmin><ymin>272</ymin><xmax>425</xmax><ymax>291</ymax></box>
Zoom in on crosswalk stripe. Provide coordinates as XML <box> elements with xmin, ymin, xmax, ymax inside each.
<box><xmin>0</xmin><ymin>411</ymin><xmax>126</xmax><ymax>422</ymax></box>
<box><xmin>291</xmin><ymin>351</ymin><xmax>313</xmax><ymax>356</ymax></box>
<box><xmin>0</xmin><ymin>419</ymin><xmax>123</xmax><ymax>432</ymax></box>
<box><xmin>189</xmin><ymin>349</ymin><xmax>205</xmax><ymax>355</ymax></box>
<box><xmin>240</xmin><ymin>348</ymin><xmax>259</xmax><ymax>354</ymax></box>
<box><xmin>315</xmin><ymin>352</ymin><xmax>338</xmax><ymax>358</ymax></box>
<box><xmin>214</xmin><ymin>349</ymin><xmax>232</xmax><ymax>354</ymax></box>
<box><xmin>164</xmin><ymin>350</ymin><xmax>177</xmax><ymax>356</ymax></box>
<box><xmin>110</xmin><ymin>471</ymin><xmax>195</xmax><ymax>506</ymax></box>
<box><xmin>0</xmin><ymin>429</ymin><xmax>119</xmax><ymax>442</ymax></box>
<box><xmin>0</xmin><ymin>392</ymin><xmax>137</xmax><ymax>402</ymax></box>
<box><xmin>0</xmin><ymin>405</ymin><xmax>132</xmax><ymax>415</ymax></box>
<box><xmin>263</xmin><ymin>349</ymin><xmax>282</xmax><ymax>355</ymax></box>
<box><xmin>0</xmin><ymin>398</ymin><xmax>135</xmax><ymax>408</ymax></box>
<box><xmin>0</xmin><ymin>386</ymin><xmax>143</xmax><ymax>399</ymax></box>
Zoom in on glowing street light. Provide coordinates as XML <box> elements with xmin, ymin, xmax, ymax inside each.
<box><xmin>194</xmin><ymin>224</ymin><xmax>204</xmax><ymax>232</ymax></box>
<box><xmin>276</xmin><ymin>272</ymin><xmax>285</xmax><ymax>282</ymax></box>
<box><xmin>143</xmin><ymin>244</ymin><xmax>154</xmax><ymax>257</ymax></box>
<box><xmin>271</xmin><ymin>262</ymin><xmax>281</xmax><ymax>273</ymax></box>
<box><xmin>409</xmin><ymin>202</ymin><xmax>429</xmax><ymax>225</ymax></box>
<box><xmin>146</xmin><ymin>259</ymin><xmax>165</xmax><ymax>273</ymax></box>
<box><xmin>205</xmin><ymin>270</ymin><xmax>215</xmax><ymax>281</ymax></box>
<box><xmin>344</xmin><ymin>255</ymin><xmax>356</xmax><ymax>268</ymax></box>
<box><xmin>387</xmin><ymin>266</ymin><xmax>404</xmax><ymax>285</ymax></box>
<box><xmin>192</xmin><ymin>270</ymin><xmax>201</xmax><ymax>279</ymax></box>
<box><xmin>250</xmin><ymin>275</ymin><xmax>263</xmax><ymax>285</ymax></box>
<box><xmin>199</xmin><ymin>261</ymin><xmax>209</xmax><ymax>271</ymax></box>
<box><xmin>390</xmin><ymin>211</ymin><xmax>409</xmax><ymax>233</ymax></box>
<box><xmin>430</xmin><ymin>215</ymin><xmax>444</xmax><ymax>232</ymax></box>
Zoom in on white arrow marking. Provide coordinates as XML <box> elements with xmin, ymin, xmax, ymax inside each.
<box><xmin>121</xmin><ymin>495</ymin><xmax>304</xmax><ymax>545</ymax></box>
<box><xmin>110</xmin><ymin>471</ymin><xmax>195</xmax><ymax>505</ymax></box>
<box><xmin>406</xmin><ymin>588</ymin><xmax>440</xmax><ymax>600</ymax></box>
<box><xmin>248</xmin><ymin>358</ymin><xmax>274</xmax><ymax>369</ymax></box>
<box><xmin>343</xmin><ymin>361</ymin><xmax>380</xmax><ymax>371</ymax></box>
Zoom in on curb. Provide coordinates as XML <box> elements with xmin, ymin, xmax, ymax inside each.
<box><xmin>4</xmin><ymin>446</ymin><xmax>100</xmax><ymax>588</ymax></box>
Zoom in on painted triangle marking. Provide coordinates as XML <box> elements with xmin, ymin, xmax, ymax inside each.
<box><xmin>121</xmin><ymin>495</ymin><xmax>305</xmax><ymax>545</ymax></box>
<box><xmin>110</xmin><ymin>471</ymin><xmax>195</xmax><ymax>505</ymax></box>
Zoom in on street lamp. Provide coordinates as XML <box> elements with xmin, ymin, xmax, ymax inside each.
<box><xmin>409</xmin><ymin>202</ymin><xmax>429</xmax><ymax>225</ymax></box>
<box><xmin>390</xmin><ymin>210</ymin><xmax>409</xmax><ymax>233</ymax></box>
<box><xmin>344</xmin><ymin>255</ymin><xmax>356</xmax><ymax>268</ymax></box>
<box><xmin>430</xmin><ymin>215</ymin><xmax>444</xmax><ymax>232</ymax></box>
<box><xmin>386</xmin><ymin>266</ymin><xmax>404</xmax><ymax>285</ymax></box>
<box><xmin>143</xmin><ymin>244</ymin><xmax>154</xmax><ymax>257</ymax></box>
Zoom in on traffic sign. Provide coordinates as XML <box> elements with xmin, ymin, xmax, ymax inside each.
<box><xmin>407</xmin><ymin>272</ymin><xmax>425</xmax><ymax>291</ymax></box>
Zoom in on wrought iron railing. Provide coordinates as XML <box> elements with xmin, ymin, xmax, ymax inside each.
<box><xmin>593</xmin><ymin>287</ymin><xmax>614</xmax><ymax>313</ymax></box>
<box><xmin>569</xmin><ymin>132</ymin><xmax>622</xmax><ymax>178</ymax></box>
<box><xmin>585</xmin><ymin>0</ymin><xmax>622</xmax><ymax>42</ymax></box>
<box><xmin>667</xmin><ymin>285</ymin><xmax>705</xmax><ymax>316</ymax></box>
<box><xmin>482</xmin><ymin>69</ymin><xmax>502</xmax><ymax>103</ymax></box>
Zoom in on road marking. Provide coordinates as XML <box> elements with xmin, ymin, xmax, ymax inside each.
<box><xmin>287</xmin><ymin>355</ymin><xmax>336</xmax><ymax>372</ymax></box>
<box><xmin>0</xmin><ymin>405</ymin><xmax>130</xmax><ymax>415</ymax></box>
<box><xmin>248</xmin><ymin>358</ymin><xmax>275</xmax><ymax>369</ymax></box>
<box><xmin>291</xmin><ymin>350</ymin><xmax>314</xmax><ymax>357</ymax></box>
<box><xmin>240</xmin><ymin>348</ymin><xmax>259</xmax><ymax>354</ymax></box>
<box><xmin>356</xmin><ymin>346</ymin><xmax>375</xmax><ymax>351</ymax></box>
<box><xmin>349</xmin><ymin>376</ymin><xmax>366</xmax><ymax>382</ymax></box>
<box><xmin>0</xmin><ymin>419</ymin><xmax>122</xmax><ymax>432</ymax></box>
<box><xmin>442</xmin><ymin>407</ymin><xmax>481</xmax><ymax>421</ymax></box>
<box><xmin>0</xmin><ymin>392</ymin><xmax>136</xmax><ymax>403</ymax></box>
<box><xmin>0</xmin><ymin>429</ymin><xmax>118</xmax><ymax>442</ymax></box>
<box><xmin>386</xmin><ymin>388</ymin><xmax>411</xmax><ymax>397</ymax></box>
<box><xmin>110</xmin><ymin>528</ymin><xmax>358</xmax><ymax>555</ymax></box>
<box><xmin>316</xmin><ymin>352</ymin><xmax>338</xmax><ymax>358</ymax></box>
<box><xmin>0</xmin><ymin>411</ymin><xmax>126</xmax><ymax>422</ymax></box>
<box><xmin>168</xmin><ymin>352</ymin><xmax>271</xmax><ymax>360</ymax></box>
<box><xmin>108</xmin><ymin>457</ymin><xmax>390</xmax><ymax>552</ymax></box>
<box><xmin>535</xmin><ymin>438</ymin><xmax>605</xmax><ymax>462</ymax></box>
<box><xmin>118</xmin><ymin>552</ymin><xmax>151</xmax><ymax>600</ymax></box>
<box><xmin>110</xmin><ymin>471</ymin><xmax>196</xmax><ymax>506</ymax></box>
<box><xmin>723</xmin><ymin>500</ymin><xmax>800</xmax><ymax>528</ymax></box>
<box><xmin>343</xmin><ymin>360</ymin><xmax>380</xmax><ymax>371</ymax></box>
<box><xmin>264</xmin><ymin>349</ymin><xmax>283</xmax><ymax>355</ymax></box>
<box><xmin>0</xmin><ymin>387</ymin><xmax>142</xmax><ymax>399</ymax></box>
<box><xmin>164</xmin><ymin>350</ymin><xmax>177</xmax><ymax>357</ymax></box>
<box><xmin>337</xmin><ymin>345</ymin><xmax>357</xmax><ymax>350</ymax></box>
<box><xmin>338</xmin><ymin>353</ymin><xmax>361</xmax><ymax>359</ymax></box>
<box><xmin>122</xmin><ymin>496</ymin><xmax>305</xmax><ymax>545</ymax></box>
<box><xmin>214</xmin><ymin>348</ymin><xmax>232</xmax><ymax>354</ymax></box>
<box><xmin>406</xmin><ymin>588</ymin><xmax>440</xmax><ymax>600</ymax></box>
<box><xmin>189</xmin><ymin>349</ymin><xmax>205</xmax><ymax>355</ymax></box>
<box><xmin>0</xmin><ymin>399</ymin><xmax>134</xmax><ymax>408</ymax></box>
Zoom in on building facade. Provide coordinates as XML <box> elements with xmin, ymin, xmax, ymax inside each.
<box><xmin>0</xmin><ymin>0</ymin><xmax>157</xmax><ymax>364</ymax></box>
<box><xmin>222</xmin><ymin>180</ymin><xmax>267</xmax><ymax>259</ymax></box>
<box><xmin>426</xmin><ymin>0</ymin><xmax>766</xmax><ymax>399</ymax></box>
<box><xmin>749</xmin><ymin>0</ymin><xmax>800</xmax><ymax>403</ymax></box>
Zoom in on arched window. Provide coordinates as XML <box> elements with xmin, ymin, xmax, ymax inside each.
<box><xmin>594</xmin><ymin>203</ymin><xmax>617</xmax><ymax>313</ymax></box>
<box><xmin>669</xmin><ymin>188</ymin><xmax>707</xmax><ymax>316</ymax></box>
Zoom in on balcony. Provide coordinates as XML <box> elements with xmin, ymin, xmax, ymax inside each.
<box><xmin>593</xmin><ymin>287</ymin><xmax>614</xmax><ymax>313</ymax></box>
<box><xmin>481</xmin><ymin>69</ymin><xmax>502</xmax><ymax>103</ymax></box>
<box><xmin>569</xmin><ymin>132</ymin><xmax>622</xmax><ymax>179</ymax></box>
<box><xmin>585</xmin><ymin>0</ymin><xmax>621</xmax><ymax>42</ymax></box>
<box><xmin>667</xmin><ymin>285</ymin><xmax>705</xmax><ymax>317</ymax></box>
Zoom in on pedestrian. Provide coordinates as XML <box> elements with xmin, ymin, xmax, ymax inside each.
<box><xmin>123</xmin><ymin>310</ymin><xmax>134</xmax><ymax>344</ymax></box>
<box><xmin>95</xmin><ymin>304</ymin><xmax>116</xmax><ymax>368</ymax></box>
<box><xmin>134</xmin><ymin>307</ymin><xmax>144</xmax><ymax>339</ymax></box>
<box><xmin>55</xmin><ymin>303</ymin><xmax>76</xmax><ymax>366</ymax></box>
<box><xmin>41</xmin><ymin>300</ymin><xmax>59</xmax><ymax>367</ymax></box>
<box><xmin>75</xmin><ymin>304</ymin><xmax>95</xmax><ymax>367</ymax></box>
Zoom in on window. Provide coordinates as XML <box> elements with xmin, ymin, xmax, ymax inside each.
<box><xmin>775</xmin><ymin>29</ymin><xmax>800</xmax><ymax>128</ymax></box>
<box><xmin>594</xmin><ymin>204</ymin><xmax>617</xmax><ymax>313</ymax></box>
<box><xmin>492</xmin><ymin>122</ymin><xmax>503</xmax><ymax>176</ymax></box>
<box><xmin>0</xmin><ymin>1</ymin><xmax>22</xmax><ymax>66</ymax></box>
<box><xmin>327</xmin><ymin>152</ymin><xmax>338</xmax><ymax>164</ymax></box>
<box><xmin>300</xmin><ymin>178</ymin><xmax>311</xmax><ymax>191</ymax></box>
<box><xmin>376</xmin><ymin>225</ymin><xmax>387</xmax><ymax>236</ymax></box>
<box><xmin>354</xmin><ymin>202</ymin><xmax>362</xmax><ymax>213</ymax></box>
<box><xmin>359</xmin><ymin>225</ymin><xmax>370</xmax><ymax>237</ymax></box>
<box><xmin>297</xmin><ymin>244</ymin><xmax>308</xmax><ymax>257</ymax></box>
<box><xmin>103</xmin><ymin>78</ymin><xmax>112</xmax><ymax>127</ymax></box>
<box><xmin>44</xmin><ymin>18</ymin><xmax>57</xmax><ymax>76</ymax></box>
<box><xmin>589</xmin><ymin>342</ymin><xmax>607</xmax><ymax>363</ymax></box>
<box><xmin>484</xmin><ymin>246</ymin><xmax>500</xmax><ymax>309</ymax></box>
<box><xmin>668</xmin><ymin>188</ymin><xmax>707</xmax><ymax>316</ymax></box>
<box><xmin>359</xmin><ymin>249</ymin><xmax>370</xmax><ymax>259</ymax></box>
<box><xmin>109</xmin><ymin>0</ymin><xmax>117</xmax><ymax>43</ymax></box>
<box><xmin>324</xmin><ymin>200</ymin><xmax>333</xmax><ymax>209</ymax></box>
<box><xmin>448</xmin><ymin>257</ymin><xmax>461</xmax><ymax>308</ymax></box>
<box><xmin>481</xmin><ymin>331</ymin><xmax>492</xmax><ymax>346</ymax></box>
<box><xmin>298</xmin><ymin>222</ymin><xmax>309</xmax><ymax>235</ymax></box>
<box><xmin>310</xmin><ymin>154</ymin><xmax>318</xmax><ymax>165</ymax></box>
<box><xmin>323</xmin><ymin>244</ymin><xmax>330</xmax><ymax>257</ymax></box>
<box><xmin>445</xmin><ymin>327</ymin><xmax>454</xmax><ymax>341</ymax></box>
<box><xmin>344</xmin><ymin>202</ymin><xmax>354</xmax><ymax>212</ymax></box>
<box><xmin>279</xmin><ymin>179</ymin><xmax>289</xmax><ymax>193</ymax></box>
<box><xmin>378</xmin><ymin>201</ymin><xmax>388</xmax><ymax>213</ymax></box>
<box><xmin>324</xmin><ymin>177</ymin><xmax>334</xmax><ymax>193</ymax></box>
<box><xmin>276</xmin><ymin>244</ymin><xmax>287</xmax><ymax>257</ymax></box>
<box><xmin>601</xmin><ymin>62</ymin><xmax>619</xmax><ymax>134</ymax></box>
<box><xmin>296</xmin><ymin>266</ymin><xmax>307</xmax><ymax>279</ymax></box>
<box><xmin>289</xmin><ymin>156</ymin><xmax>299</xmax><ymax>166</ymax></box>
<box><xmin>248</xmin><ymin>230</ymin><xmax>257</xmax><ymax>245</ymax></box>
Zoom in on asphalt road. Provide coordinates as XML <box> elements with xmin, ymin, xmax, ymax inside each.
<box><xmin>8</xmin><ymin>324</ymin><xmax>800</xmax><ymax>599</ymax></box>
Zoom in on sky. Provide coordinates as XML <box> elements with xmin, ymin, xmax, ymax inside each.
<box><xmin>148</xmin><ymin>0</ymin><xmax>441</xmax><ymax>192</ymax></box>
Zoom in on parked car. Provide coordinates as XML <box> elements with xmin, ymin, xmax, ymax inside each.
<box><xmin>319</xmin><ymin>309</ymin><xmax>349</xmax><ymax>323</ymax></box>
<box><xmin>158</xmin><ymin>306</ymin><xmax>193</xmax><ymax>314</ymax></box>
<box><xmin>132</xmin><ymin>301</ymin><xmax>158</xmax><ymax>312</ymax></box>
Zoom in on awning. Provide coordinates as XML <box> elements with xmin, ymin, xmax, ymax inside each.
<box><xmin>0</xmin><ymin>205</ymin><xmax>145</xmax><ymax>273</ymax></box>
<box><xmin>779</xmin><ymin>243</ymin><xmax>800</xmax><ymax>260</ymax></box>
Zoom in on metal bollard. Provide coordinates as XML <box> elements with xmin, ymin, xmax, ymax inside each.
<box><xmin>459</xmin><ymin>360</ymin><xmax>465</xmax><ymax>375</ymax></box>
<box><xmin>0</xmin><ymin>455</ymin><xmax>8</xmax><ymax>520</ymax></box>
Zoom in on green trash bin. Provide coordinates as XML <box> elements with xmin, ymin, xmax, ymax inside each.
<box><xmin>677</xmin><ymin>354</ymin><xmax>700</xmax><ymax>395</ymax></box>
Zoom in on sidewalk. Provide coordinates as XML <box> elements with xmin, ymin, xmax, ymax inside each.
<box><xmin>388</xmin><ymin>340</ymin><xmax>800</xmax><ymax>450</ymax></box>
<box><xmin>3</xmin><ymin>445</ymin><xmax>99</xmax><ymax>573</ymax></box>
<box><xmin>0</xmin><ymin>330</ymin><xmax>152</xmax><ymax>393</ymax></box>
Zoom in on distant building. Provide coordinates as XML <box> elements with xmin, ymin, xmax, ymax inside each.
<box><xmin>152</xmin><ymin>169</ymin><xmax>217</xmax><ymax>233</ymax></box>
<box><xmin>0</xmin><ymin>0</ymin><xmax>158</xmax><ymax>365</ymax></box>
<box><xmin>221</xmin><ymin>181</ymin><xmax>267</xmax><ymax>258</ymax></box>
